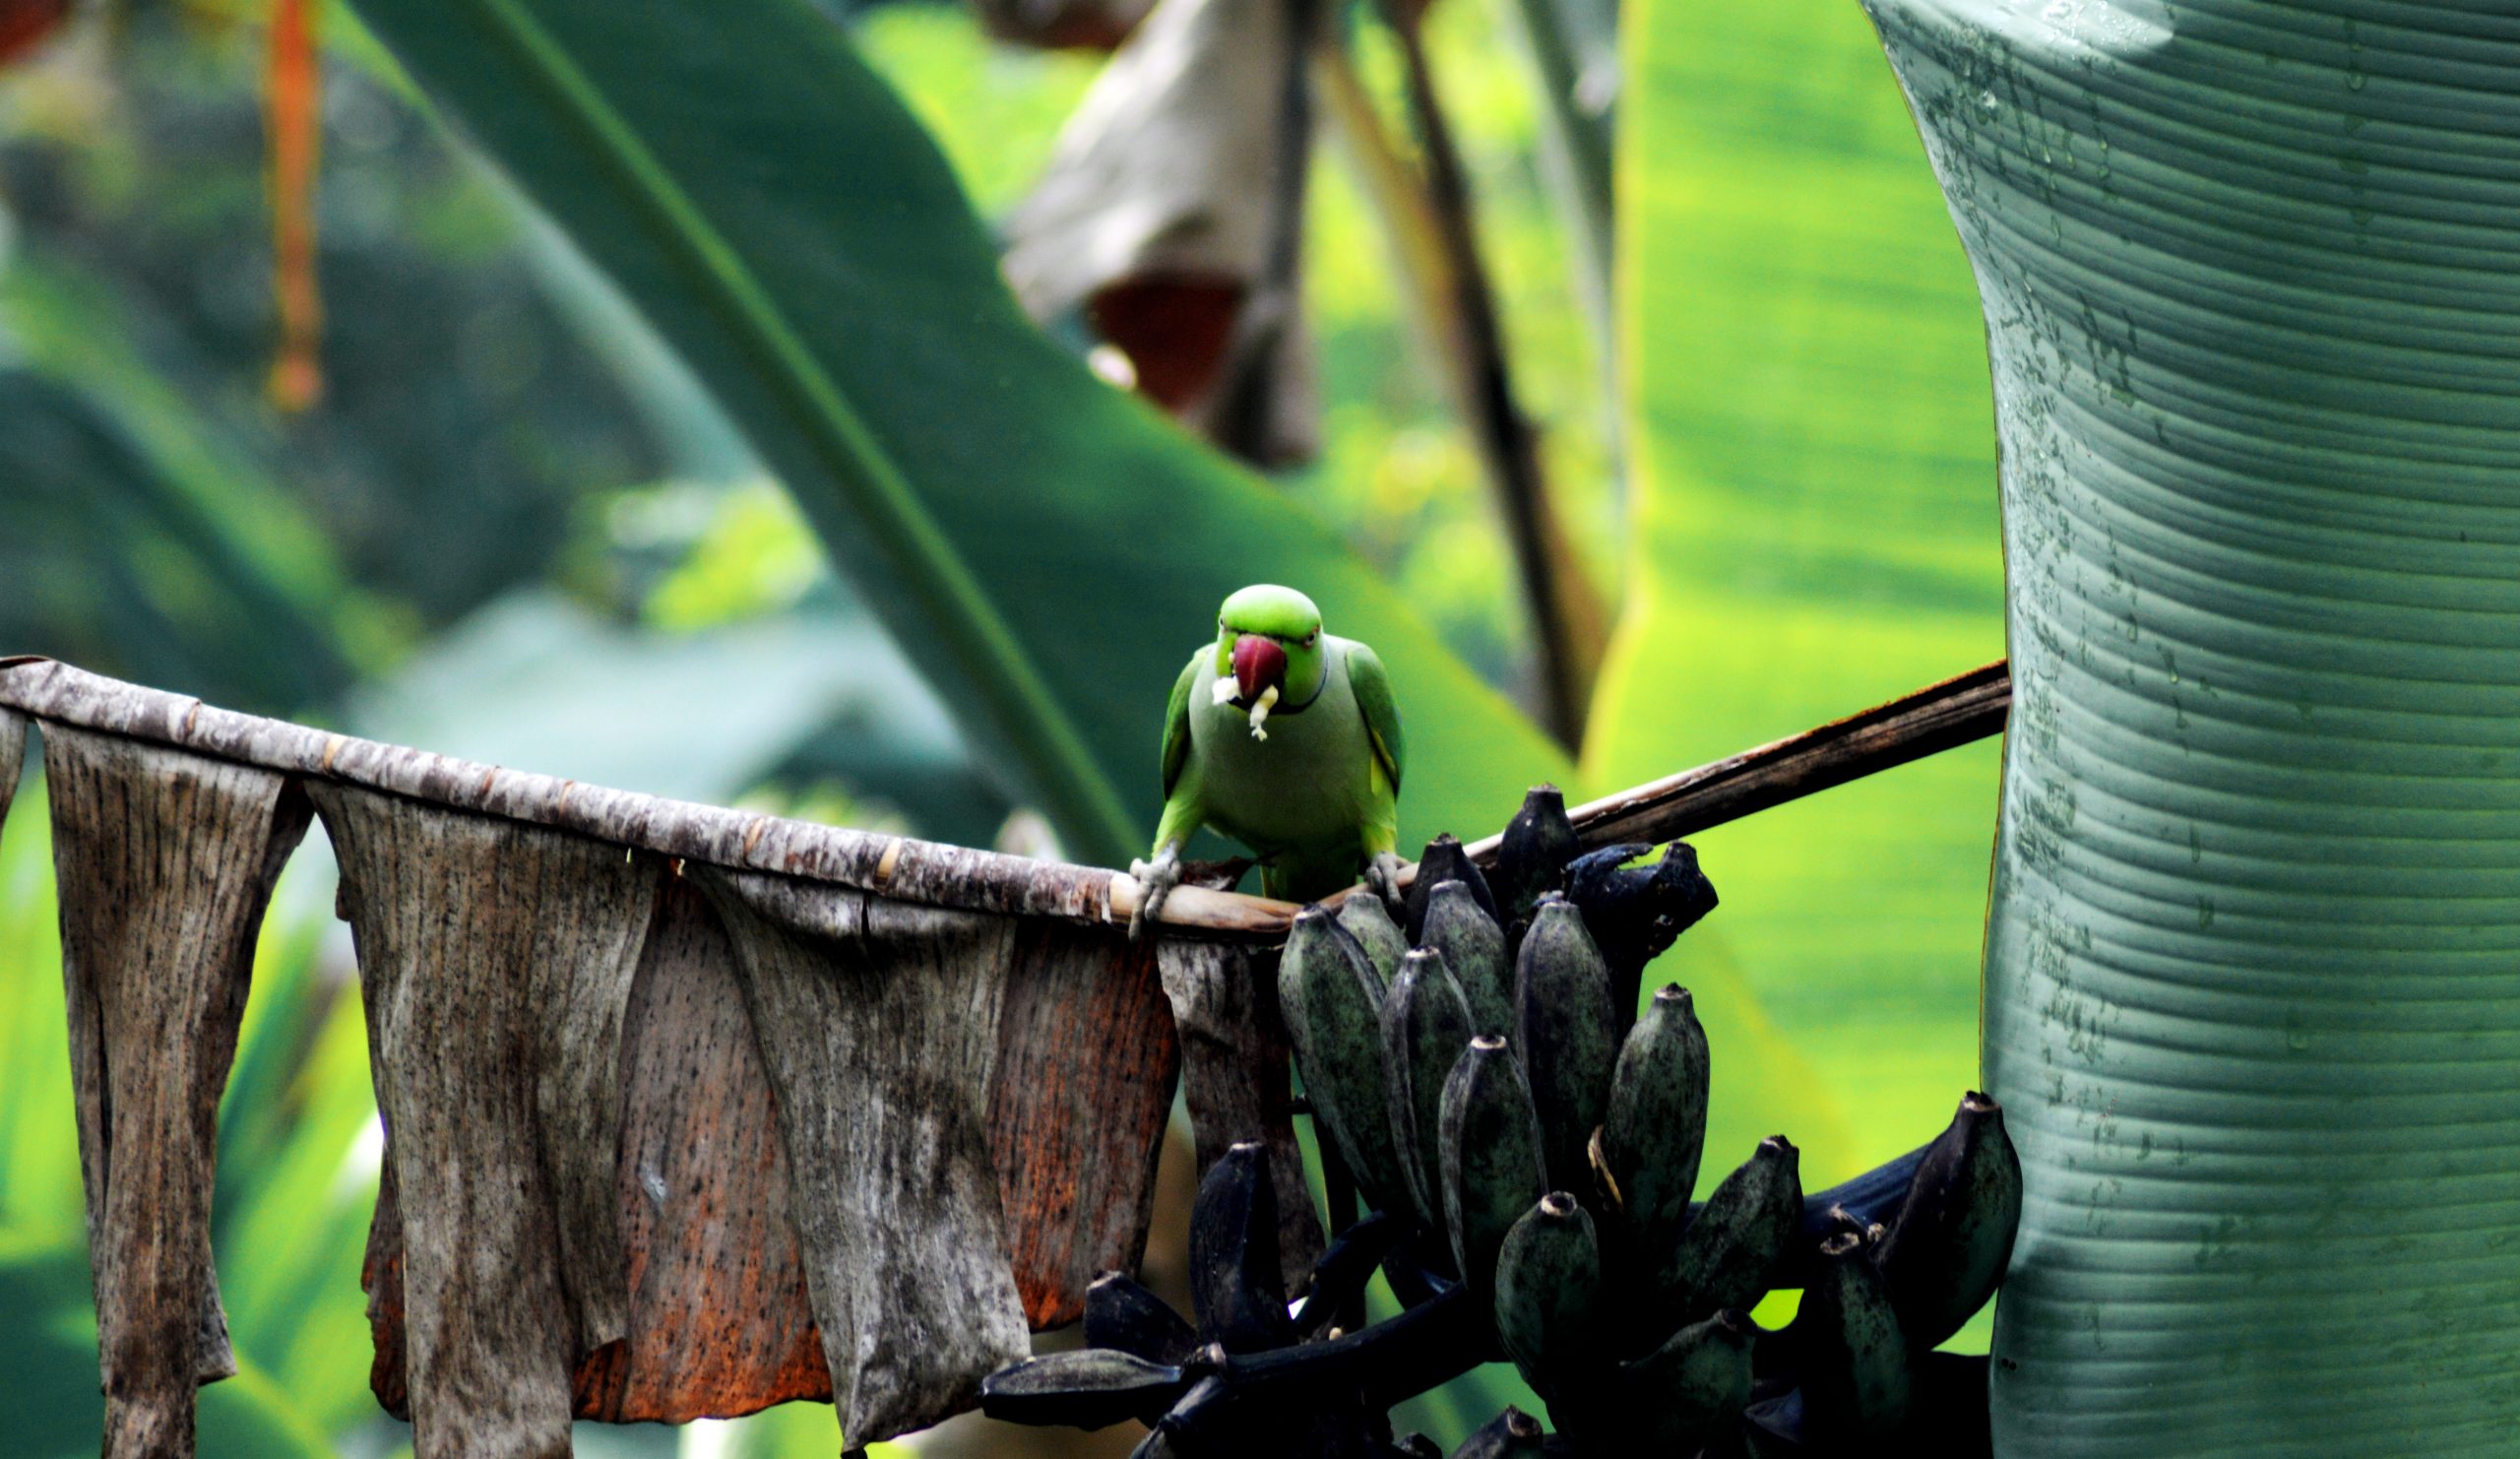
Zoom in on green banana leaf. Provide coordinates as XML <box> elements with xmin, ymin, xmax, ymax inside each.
<box><xmin>1862</xmin><ymin>1</ymin><xmax>2520</xmax><ymax>1450</ymax></box>
<box><xmin>0</xmin><ymin>362</ymin><xmax>358</xmax><ymax>715</ymax></box>
<box><xmin>341</xmin><ymin>0</ymin><xmax>1569</xmax><ymax>867</ymax></box>
<box><xmin>1594</xmin><ymin>0</ymin><xmax>2006</xmax><ymax>1188</ymax></box>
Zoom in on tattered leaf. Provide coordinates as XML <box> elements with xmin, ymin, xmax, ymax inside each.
<box><xmin>44</xmin><ymin>729</ymin><xmax>311</xmax><ymax>1458</ymax></box>
<box><xmin>313</xmin><ymin>786</ymin><xmax>657</xmax><ymax>1455</ymax></box>
<box><xmin>694</xmin><ymin>868</ymin><xmax>1032</xmax><ymax>1444</ymax></box>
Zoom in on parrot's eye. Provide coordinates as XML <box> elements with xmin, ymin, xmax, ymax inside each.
<box><xmin>1303</xmin><ymin>631</ymin><xmax>1318</xmax><ymax>648</ymax></box>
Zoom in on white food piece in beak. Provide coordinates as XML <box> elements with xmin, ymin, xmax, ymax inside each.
<box><xmin>1247</xmin><ymin>683</ymin><xmax>1280</xmax><ymax>741</ymax></box>
<box><xmin>1213</xmin><ymin>674</ymin><xmax>1239</xmax><ymax>707</ymax></box>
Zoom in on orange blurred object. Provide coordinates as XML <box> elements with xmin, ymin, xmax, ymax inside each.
<box><xmin>264</xmin><ymin>0</ymin><xmax>324</xmax><ymax>412</ymax></box>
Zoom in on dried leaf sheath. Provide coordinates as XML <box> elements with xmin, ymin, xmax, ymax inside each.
<box><xmin>43</xmin><ymin>728</ymin><xmax>311</xmax><ymax>1459</ymax></box>
<box><xmin>1157</xmin><ymin>939</ymin><xmax>1322</xmax><ymax>1297</ymax></box>
<box><xmin>693</xmin><ymin>867</ymin><xmax>1033</xmax><ymax>1445</ymax></box>
<box><xmin>362</xmin><ymin>876</ymin><xmax>836</xmax><ymax>1427</ymax></box>
<box><xmin>581</xmin><ymin>876</ymin><xmax>828</xmax><ymax>1420</ymax></box>
<box><xmin>312</xmin><ymin>785</ymin><xmax>658</xmax><ymax>1458</ymax></box>
<box><xmin>0</xmin><ymin>707</ymin><xmax>24</xmax><ymax>827</ymax></box>
<box><xmin>990</xmin><ymin>922</ymin><xmax>1179</xmax><ymax>1327</ymax></box>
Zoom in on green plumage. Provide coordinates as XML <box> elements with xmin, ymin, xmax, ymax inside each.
<box><xmin>1151</xmin><ymin>586</ymin><xmax>1404</xmax><ymax>905</ymax></box>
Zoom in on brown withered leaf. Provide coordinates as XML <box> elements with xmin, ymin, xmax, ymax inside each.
<box><xmin>45</xmin><ymin>728</ymin><xmax>311</xmax><ymax>1459</ymax></box>
<box><xmin>1156</xmin><ymin>939</ymin><xmax>1321</xmax><ymax>1299</ymax></box>
<box><xmin>1003</xmin><ymin>0</ymin><xmax>1317</xmax><ymax>464</ymax></box>
<box><xmin>314</xmin><ymin>785</ymin><xmax>658</xmax><ymax>1458</ymax></box>
<box><xmin>0</xmin><ymin>707</ymin><xmax>23</xmax><ymax>829</ymax></box>
<box><xmin>694</xmin><ymin>867</ymin><xmax>1035</xmax><ymax>1446</ymax></box>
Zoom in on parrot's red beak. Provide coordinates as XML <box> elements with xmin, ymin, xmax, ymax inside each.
<box><xmin>1232</xmin><ymin>635</ymin><xmax>1288</xmax><ymax>702</ymax></box>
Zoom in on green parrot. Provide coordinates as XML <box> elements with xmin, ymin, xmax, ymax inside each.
<box><xmin>1130</xmin><ymin>584</ymin><xmax>1406</xmax><ymax>934</ymax></box>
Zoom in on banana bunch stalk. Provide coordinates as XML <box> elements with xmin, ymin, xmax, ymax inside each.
<box><xmin>1281</xmin><ymin>789</ymin><xmax>2023</xmax><ymax>1457</ymax></box>
<box><xmin>984</xmin><ymin>787</ymin><xmax>2022</xmax><ymax>1458</ymax></box>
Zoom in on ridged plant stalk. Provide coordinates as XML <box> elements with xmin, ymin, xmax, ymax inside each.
<box><xmin>1865</xmin><ymin>3</ymin><xmax>2520</xmax><ymax>1451</ymax></box>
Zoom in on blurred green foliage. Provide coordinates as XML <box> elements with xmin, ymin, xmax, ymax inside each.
<box><xmin>1591</xmin><ymin>0</ymin><xmax>2001</xmax><ymax>1211</ymax></box>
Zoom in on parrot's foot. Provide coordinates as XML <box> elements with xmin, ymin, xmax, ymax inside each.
<box><xmin>1129</xmin><ymin>847</ymin><xmax>1185</xmax><ymax>941</ymax></box>
<box><xmin>1364</xmin><ymin>852</ymin><xmax>1408</xmax><ymax>920</ymax></box>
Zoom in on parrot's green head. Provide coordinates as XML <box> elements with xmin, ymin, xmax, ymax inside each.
<box><xmin>1213</xmin><ymin>584</ymin><xmax>1326</xmax><ymax>711</ymax></box>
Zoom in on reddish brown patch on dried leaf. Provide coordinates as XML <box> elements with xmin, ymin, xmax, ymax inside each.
<box><xmin>360</xmin><ymin>872</ymin><xmax>1180</xmax><ymax>1429</ymax></box>
<box><xmin>992</xmin><ymin>920</ymin><xmax>1180</xmax><ymax>1328</ymax></box>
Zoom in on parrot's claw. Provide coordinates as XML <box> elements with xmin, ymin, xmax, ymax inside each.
<box><xmin>1364</xmin><ymin>852</ymin><xmax>1408</xmax><ymax>919</ymax></box>
<box><xmin>1129</xmin><ymin>848</ymin><xmax>1185</xmax><ymax>941</ymax></box>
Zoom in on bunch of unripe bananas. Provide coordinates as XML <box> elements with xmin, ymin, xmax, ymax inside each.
<box><xmin>984</xmin><ymin>787</ymin><xmax>2022</xmax><ymax>1457</ymax></box>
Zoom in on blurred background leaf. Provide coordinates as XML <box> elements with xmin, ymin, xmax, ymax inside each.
<box><xmin>344</xmin><ymin>0</ymin><xmax>1577</xmax><ymax>867</ymax></box>
<box><xmin>1585</xmin><ymin>0</ymin><xmax>2001</xmax><ymax>1215</ymax></box>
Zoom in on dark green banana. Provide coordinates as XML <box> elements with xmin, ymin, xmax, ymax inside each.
<box><xmin>1449</xmin><ymin>1406</ymin><xmax>1546</xmax><ymax>1457</ymax></box>
<box><xmin>978</xmin><ymin>1348</ymin><xmax>1187</xmax><ymax>1429</ymax></box>
<box><xmin>1794</xmin><ymin>1230</ymin><xmax>1912</xmax><ymax>1439</ymax></box>
<box><xmin>1189</xmin><ymin>1141</ymin><xmax>1297</xmax><ymax>1353</ymax></box>
<box><xmin>1606</xmin><ymin>1307</ymin><xmax>1756</xmax><ymax>1451</ymax></box>
<box><xmin>1337</xmin><ymin>891</ymin><xmax>1410</xmax><ymax>988</ymax></box>
<box><xmin>1280</xmin><ymin>906</ymin><xmax>1407</xmax><ymax>1216</ymax></box>
<box><xmin>1405</xmin><ymin>833</ymin><xmax>1498</xmax><ymax>942</ymax></box>
<box><xmin>1492</xmin><ymin>785</ymin><xmax>1581</xmax><ymax>926</ymax></box>
<box><xmin>1382</xmin><ymin>947</ymin><xmax>1476</xmax><ymax>1229</ymax></box>
<box><xmin>1438</xmin><ymin>1034</ymin><xmax>1547</xmax><ymax>1289</ymax></box>
<box><xmin>1565</xmin><ymin>842</ymin><xmax>1719</xmax><ymax>1019</ymax></box>
<box><xmin>1422</xmin><ymin>879</ymin><xmax>1512</xmax><ymax>1038</ymax></box>
<box><xmin>1513</xmin><ymin>897</ymin><xmax>1618</xmax><ymax>1194</ymax></box>
<box><xmin>1874</xmin><ymin>1091</ymin><xmax>2021</xmax><ymax>1351</ymax></box>
<box><xmin>1086</xmin><ymin>1270</ymin><xmax>1197</xmax><ymax>1365</ymax></box>
<box><xmin>1492</xmin><ymin>1192</ymin><xmax>1601</xmax><ymax>1400</ymax></box>
<box><xmin>1651</xmin><ymin>1135</ymin><xmax>1800</xmax><ymax>1330</ymax></box>
<box><xmin>1603</xmin><ymin>983</ymin><xmax>1711</xmax><ymax>1255</ymax></box>
<box><xmin>1280</xmin><ymin>904</ymin><xmax>1384</xmax><ymax>1074</ymax></box>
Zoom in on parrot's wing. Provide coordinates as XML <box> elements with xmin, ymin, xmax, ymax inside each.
<box><xmin>1161</xmin><ymin>648</ymin><xmax>1205</xmax><ymax>799</ymax></box>
<box><xmin>1345</xmin><ymin>642</ymin><xmax>1404</xmax><ymax>794</ymax></box>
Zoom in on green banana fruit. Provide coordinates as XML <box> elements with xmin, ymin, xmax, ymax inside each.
<box><xmin>978</xmin><ymin>1348</ymin><xmax>1187</xmax><ymax>1429</ymax></box>
<box><xmin>1873</xmin><ymin>1091</ymin><xmax>2021</xmax><ymax>1351</ymax></box>
<box><xmin>1513</xmin><ymin>896</ymin><xmax>1619</xmax><ymax>1194</ymax></box>
<box><xmin>1422</xmin><ymin>879</ymin><xmax>1512</xmax><ymax>1038</ymax></box>
<box><xmin>1606</xmin><ymin>1307</ymin><xmax>1756</xmax><ymax>1452</ymax></box>
<box><xmin>1650</xmin><ymin>1135</ymin><xmax>1800</xmax><ymax>1331</ymax></box>
<box><xmin>1279</xmin><ymin>907</ymin><xmax>1407</xmax><ymax>1218</ymax></box>
<box><xmin>1188</xmin><ymin>1140</ymin><xmax>1297</xmax><ymax>1353</ymax></box>
<box><xmin>1450</xmin><ymin>1406</ymin><xmax>1546</xmax><ymax>1457</ymax></box>
<box><xmin>1405</xmin><ymin>833</ymin><xmax>1499</xmax><ymax>942</ymax></box>
<box><xmin>1492</xmin><ymin>1191</ymin><xmax>1602</xmax><ymax>1401</ymax></box>
<box><xmin>1603</xmin><ymin>983</ymin><xmax>1711</xmax><ymax>1257</ymax></box>
<box><xmin>1438</xmin><ymin>1034</ymin><xmax>1548</xmax><ymax>1289</ymax></box>
<box><xmin>1337</xmin><ymin>891</ymin><xmax>1410</xmax><ymax>988</ymax></box>
<box><xmin>1382</xmin><ymin>947</ymin><xmax>1476</xmax><ymax>1230</ymax></box>
<box><xmin>1086</xmin><ymin>1270</ymin><xmax>1197</xmax><ymax>1365</ymax></box>
<box><xmin>1794</xmin><ymin>1230</ymin><xmax>1912</xmax><ymax>1439</ymax></box>
<box><xmin>1492</xmin><ymin>784</ymin><xmax>1580</xmax><ymax>926</ymax></box>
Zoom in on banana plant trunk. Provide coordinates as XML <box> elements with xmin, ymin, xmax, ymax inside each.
<box><xmin>1865</xmin><ymin>2</ymin><xmax>2520</xmax><ymax>1452</ymax></box>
